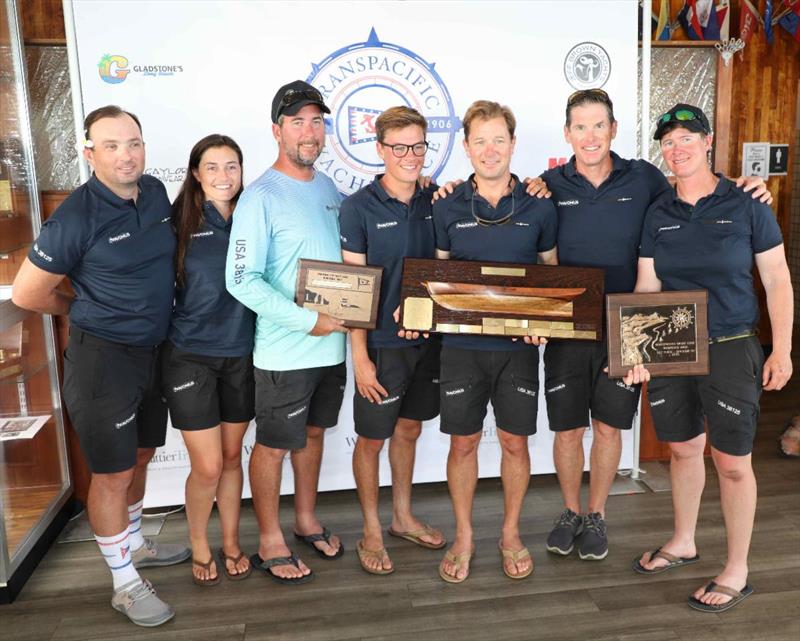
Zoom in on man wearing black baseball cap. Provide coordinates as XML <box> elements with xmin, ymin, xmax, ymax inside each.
<box><xmin>227</xmin><ymin>79</ymin><xmax>347</xmax><ymax>585</ymax></box>
<box><xmin>270</xmin><ymin>80</ymin><xmax>331</xmax><ymax>123</ymax></box>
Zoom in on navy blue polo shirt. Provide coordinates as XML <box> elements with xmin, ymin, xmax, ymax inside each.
<box><xmin>169</xmin><ymin>202</ymin><xmax>255</xmax><ymax>357</ymax></box>
<box><xmin>639</xmin><ymin>176</ymin><xmax>783</xmax><ymax>339</ymax></box>
<box><xmin>339</xmin><ymin>176</ymin><xmax>437</xmax><ymax>348</ymax></box>
<box><xmin>28</xmin><ymin>174</ymin><xmax>175</xmax><ymax>346</ymax></box>
<box><xmin>541</xmin><ymin>151</ymin><xmax>671</xmax><ymax>294</ymax></box>
<box><xmin>432</xmin><ymin>174</ymin><xmax>558</xmax><ymax>351</ymax></box>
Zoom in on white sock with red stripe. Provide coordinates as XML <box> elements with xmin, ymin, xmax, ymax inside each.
<box><xmin>95</xmin><ymin>529</ymin><xmax>141</xmax><ymax>590</ymax></box>
<box><xmin>127</xmin><ymin>500</ymin><xmax>145</xmax><ymax>552</ymax></box>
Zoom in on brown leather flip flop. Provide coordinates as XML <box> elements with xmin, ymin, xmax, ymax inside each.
<box><xmin>387</xmin><ymin>523</ymin><xmax>447</xmax><ymax>550</ymax></box>
<box><xmin>498</xmin><ymin>543</ymin><xmax>533</xmax><ymax>580</ymax></box>
<box><xmin>218</xmin><ymin>548</ymin><xmax>251</xmax><ymax>580</ymax></box>
<box><xmin>356</xmin><ymin>539</ymin><xmax>394</xmax><ymax>575</ymax></box>
<box><xmin>192</xmin><ymin>557</ymin><xmax>220</xmax><ymax>586</ymax></box>
<box><xmin>438</xmin><ymin>549</ymin><xmax>475</xmax><ymax>584</ymax></box>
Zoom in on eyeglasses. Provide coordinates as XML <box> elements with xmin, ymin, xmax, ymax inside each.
<box><xmin>280</xmin><ymin>88</ymin><xmax>324</xmax><ymax>108</ymax></box>
<box><xmin>659</xmin><ymin>109</ymin><xmax>700</xmax><ymax>124</ymax></box>
<box><xmin>379</xmin><ymin>141</ymin><xmax>428</xmax><ymax>158</ymax></box>
<box><xmin>567</xmin><ymin>88</ymin><xmax>611</xmax><ymax>107</ymax></box>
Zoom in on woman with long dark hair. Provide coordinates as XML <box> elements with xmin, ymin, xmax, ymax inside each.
<box><xmin>163</xmin><ymin>134</ymin><xmax>255</xmax><ymax>585</ymax></box>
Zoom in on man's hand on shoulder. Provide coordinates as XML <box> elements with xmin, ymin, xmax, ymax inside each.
<box><xmin>522</xmin><ymin>176</ymin><xmax>551</xmax><ymax>198</ymax></box>
<box><xmin>432</xmin><ymin>179</ymin><xmax>464</xmax><ymax>203</ymax></box>
<box><xmin>309</xmin><ymin>312</ymin><xmax>349</xmax><ymax>336</ymax></box>
<box><xmin>735</xmin><ymin>175</ymin><xmax>773</xmax><ymax>205</ymax></box>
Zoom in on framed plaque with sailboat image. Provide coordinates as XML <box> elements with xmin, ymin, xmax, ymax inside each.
<box><xmin>399</xmin><ymin>258</ymin><xmax>604</xmax><ymax>340</ymax></box>
<box><xmin>295</xmin><ymin>259</ymin><xmax>383</xmax><ymax>329</ymax></box>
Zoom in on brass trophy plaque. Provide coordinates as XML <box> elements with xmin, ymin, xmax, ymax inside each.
<box><xmin>399</xmin><ymin>258</ymin><xmax>604</xmax><ymax>340</ymax></box>
<box><xmin>606</xmin><ymin>290</ymin><xmax>709</xmax><ymax>378</ymax></box>
<box><xmin>295</xmin><ymin>259</ymin><xmax>383</xmax><ymax>329</ymax></box>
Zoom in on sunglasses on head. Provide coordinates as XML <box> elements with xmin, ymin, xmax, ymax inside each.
<box><xmin>280</xmin><ymin>88</ymin><xmax>324</xmax><ymax>108</ymax></box>
<box><xmin>659</xmin><ymin>109</ymin><xmax>700</xmax><ymax>124</ymax></box>
<box><xmin>567</xmin><ymin>88</ymin><xmax>611</xmax><ymax>107</ymax></box>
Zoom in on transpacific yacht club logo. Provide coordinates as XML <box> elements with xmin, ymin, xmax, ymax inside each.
<box><xmin>307</xmin><ymin>28</ymin><xmax>461</xmax><ymax>197</ymax></box>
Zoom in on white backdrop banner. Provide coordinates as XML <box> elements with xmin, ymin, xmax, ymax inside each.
<box><xmin>69</xmin><ymin>0</ymin><xmax>640</xmax><ymax>508</ymax></box>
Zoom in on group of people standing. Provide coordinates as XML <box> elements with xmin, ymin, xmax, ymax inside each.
<box><xmin>10</xmin><ymin>79</ymin><xmax>791</xmax><ymax>628</ymax></box>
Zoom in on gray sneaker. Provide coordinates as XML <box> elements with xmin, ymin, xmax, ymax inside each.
<box><xmin>111</xmin><ymin>579</ymin><xmax>174</xmax><ymax>627</ymax></box>
<box><xmin>131</xmin><ymin>538</ymin><xmax>191</xmax><ymax>568</ymax></box>
<box><xmin>546</xmin><ymin>509</ymin><xmax>583</xmax><ymax>555</ymax></box>
<box><xmin>578</xmin><ymin>512</ymin><xmax>608</xmax><ymax>560</ymax></box>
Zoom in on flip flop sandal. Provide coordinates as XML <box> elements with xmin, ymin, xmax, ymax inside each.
<box><xmin>387</xmin><ymin>523</ymin><xmax>447</xmax><ymax>550</ymax></box>
<box><xmin>293</xmin><ymin>527</ymin><xmax>344</xmax><ymax>560</ymax></box>
<box><xmin>498</xmin><ymin>544</ymin><xmax>533</xmax><ymax>580</ymax></box>
<box><xmin>633</xmin><ymin>547</ymin><xmax>700</xmax><ymax>574</ymax></box>
<box><xmin>218</xmin><ymin>548</ymin><xmax>251</xmax><ymax>581</ymax></box>
<box><xmin>250</xmin><ymin>552</ymin><xmax>315</xmax><ymax>585</ymax></box>
<box><xmin>687</xmin><ymin>581</ymin><xmax>754</xmax><ymax>613</ymax></box>
<box><xmin>356</xmin><ymin>539</ymin><xmax>394</xmax><ymax>575</ymax></box>
<box><xmin>192</xmin><ymin>557</ymin><xmax>220</xmax><ymax>586</ymax></box>
<box><xmin>438</xmin><ymin>549</ymin><xmax>475</xmax><ymax>584</ymax></box>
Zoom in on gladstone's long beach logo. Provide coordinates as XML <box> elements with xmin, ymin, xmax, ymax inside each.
<box><xmin>98</xmin><ymin>53</ymin><xmax>184</xmax><ymax>84</ymax></box>
<box><xmin>563</xmin><ymin>42</ymin><xmax>611</xmax><ymax>90</ymax></box>
<box><xmin>307</xmin><ymin>28</ymin><xmax>460</xmax><ymax>196</ymax></box>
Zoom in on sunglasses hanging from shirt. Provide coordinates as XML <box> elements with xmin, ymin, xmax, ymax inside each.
<box><xmin>470</xmin><ymin>177</ymin><xmax>515</xmax><ymax>226</ymax></box>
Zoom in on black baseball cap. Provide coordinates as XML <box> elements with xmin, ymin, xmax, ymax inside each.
<box><xmin>653</xmin><ymin>103</ymin><xmax>710</xmax><ymax>140</ymax></box>
<box><xmin>271</xmin><ymin>80</ymin><xmax>330</xmax><ymax>123</ymax></box>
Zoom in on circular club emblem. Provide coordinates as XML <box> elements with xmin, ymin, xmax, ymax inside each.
<box><xmin>307</xmin><ymin>28</ymin><xmax>460</xmax><ymax>197</ymax></box>
<box><xmin>563</xmin><ymin>42</ymin><xmax>611</xmax><ymax>90</ymax></box>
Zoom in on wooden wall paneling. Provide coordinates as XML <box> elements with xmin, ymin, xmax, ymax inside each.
<box><xmin>20</xmin><ymin>0</ymin><xmax>66</xmax><ymax>45</ymax></box>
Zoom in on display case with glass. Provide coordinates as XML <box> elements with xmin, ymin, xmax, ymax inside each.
<box><xmin>0</xmin><ymin>0</ymin><xmax>72</xmax><ymax>603</ymax></box>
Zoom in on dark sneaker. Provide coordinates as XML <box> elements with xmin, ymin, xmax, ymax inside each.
<box><xmin>578</xmin><ymin>512</ymin><xmax>608</xmax><ymax>560</ymax></box>
<box><xmin>132</xmin><ymin>538</ymin><xmax>191</xmax><ymax>568</ymax></box>
<box><xmin>546</xmin><ymin>509</ymin><xmax>583</xmax><ymax>555</ymax></box>
<box><xmin>111</xmin><ymin>579</ymin><xmax>174</xmax><ymax>627</ymax></box>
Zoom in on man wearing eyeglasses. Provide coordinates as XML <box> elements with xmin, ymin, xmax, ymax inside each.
<box><xmin>433</xmin><ymin>100</ymin><xmax>558</xmax><ymax>583</ymax></box>
<box><xmin>540</xmin><ymin>89</ymin><xmax>772</xmax><ymax>564</ymax></box>
<box><xmin>226</xmin><ymin>80</ymin><xmax>347</xmax><ymax>585</ymax></box>
<box><xmin>339</xmin><ymin>106</ymin><xmax>445</xmax><ymax>575</ymax></box>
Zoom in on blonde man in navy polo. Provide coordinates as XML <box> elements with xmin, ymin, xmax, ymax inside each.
<box><xmin>340</xmin><ymin>106</ymin><xmax>445</xmax><ymax>575</ymax></box>
<box><xmin>12</xmin><ymin>106</ymin><xmax>188</xmax><ymax>627</ymax></box>
<box><xmin>434</xmin><ymin>101</ymin><xmax>558</xmax><ymax>583</ymax></box>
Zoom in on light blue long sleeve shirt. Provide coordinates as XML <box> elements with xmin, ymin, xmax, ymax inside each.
<box><xmin>226</xmin><ymin>168</ymin><xmax>345</xmax><ymax>371</ymax></box>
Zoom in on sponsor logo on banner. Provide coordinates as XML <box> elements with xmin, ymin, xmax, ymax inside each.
<box><xmin>144</xmin><ymin>167</ymin><xmax>187</xmax><ymax>183</ymax></box>
<box><xmin>98</xmin><ymin>53</ymin><xmax>184</xmax><ymax>84</ymax></box>
<box><xmin>307</xmin><ymin>28</ymin><xmax>461</xmax><ymax>196</ymax></box>
<box><xmin>563</xmin><ymin>42</ymin><xmax>611</xmax><ymax>89</ymax></box>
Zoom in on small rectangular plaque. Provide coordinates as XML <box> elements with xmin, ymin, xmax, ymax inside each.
<box><xmin>295</xmin><ymin>259</ymin><xmax>383</xmax><ymax>329</ymax></box>
<box><xmin>606</xmin><ymin>290</ymin><xmax>709</xmax><ymax>378</ymax></box>
<box><xmin>399</xmin><ymin>258</ymin><xmax>604</xmax><ymax>340</ymax></box>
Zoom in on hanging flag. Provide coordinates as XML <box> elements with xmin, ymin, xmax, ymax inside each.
<box><xmin>777</xmin><ymin>0</ymin><xmax>800</xmax><ymax>41</ymax></box>
<box><xmin>678</xmin><ymin>0</ymin><xmax>705</xmax><ymax>39</ymax></box>
<box><xmin>765</xmin><ymin>0</ymin><xmax>775</xmax><ymax>43</ymax></box>
<box><xmin>655</xmin><ymin>0</ymin><xmax>672</xmax><ymax>40</ymax></box>
<box><xmin>704</xmin><ymin>1</ymin><xmax>722</xmax><ymax>39</ymax></box>
<box><xmin>716</xmin><ymin>0</ymin><xmax>730</xmax><ymax>40</ymax></box>
<box><xmin>740</xmin><ymin>0</ymin><xmax>762</xmax><ymax>46</ymax></box>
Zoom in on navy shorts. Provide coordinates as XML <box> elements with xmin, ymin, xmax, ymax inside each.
<box><xmin>544</xmin><ymin>340</ymin><xmax>640</xmax><ymax>431</ymax></box>
<box><xmin>439</xmin><ymin>346</ymin><xmax>539</xmax><ymax>437</ymax></box>
<box><xmin>161</xmin><ymin>342</ymin><xmax>255</xmax><ymax>430</ymax></box>
<box><xmin>254</xmin><ymin>362</ymin><xmax>346</xmax><ymax>450</ymax></box>
<box><xmin>353</xmin><ymin>340</ymin><xmax>440</xmax><ymax>440</ymax></box>
<box><xmin>647</xmin><ymin>337</ymin><xmax>764</xmax><ymax>456</ymax></box>
<box><xmin>62</xmin><ymin>328</ymin><xmax>167</xmax><ymax>474</ymax></box>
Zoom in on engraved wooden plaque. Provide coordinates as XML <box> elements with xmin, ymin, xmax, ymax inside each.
<box><xmin>399</xmin><ymin>258</ymin><xmax>604</xmax><ymax>340</ymax></box>
<box><xmin>295</xmin><ymin>259</ymin><xmax>383</xmax><ymax>329</ymax></box>
<box><xmin>606</xmin><ymin>290</ymin><xmax>709</xmax><ymax>378</ymax></box>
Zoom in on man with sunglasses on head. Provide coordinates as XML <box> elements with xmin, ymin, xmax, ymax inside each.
<box><xmin>433</xmin><ymin>100</ymin><xmax>558</xmax><ymax>583</ymax></box>
<box><xmin>339</xmin><ymin>106</ymin><xmax>445</xmax><ymax>575</ymax></box>
<box><xmin>540</xmin><ymin>89</ymin><xmax>772</xmax><ymax>564</ymax></box>
<box><xmin>226</xmin><ymin>80</ymin><xmax>347</xmax><ymax>585</ymax></box>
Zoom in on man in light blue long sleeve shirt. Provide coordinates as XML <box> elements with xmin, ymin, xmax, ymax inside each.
<box><xmin>226</xmin><ymin>80</ymin><xmax>347</xmax><ymax>584</ymax></box>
